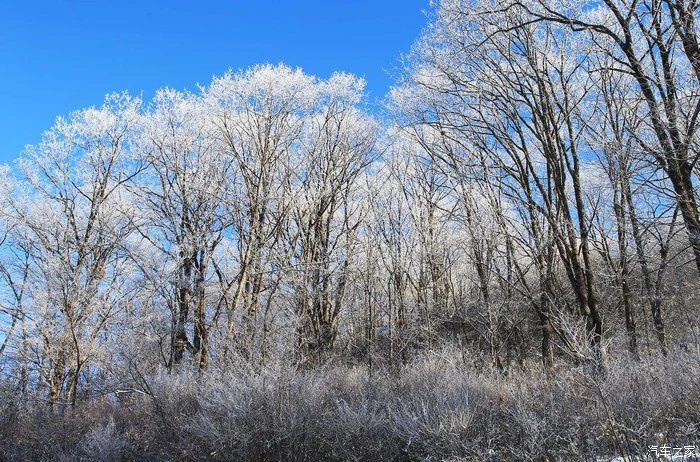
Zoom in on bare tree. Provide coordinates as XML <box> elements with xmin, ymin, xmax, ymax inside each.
<box><xmin>289</xmin><ymin>73</ymin><xmax>376</xmax><ymax>360</ymax></box>
<box><xmin>132</xmin><ymin>88</ymin><xmax>234</xmax><ymax>370</ymax></box>
<box><xmin>204</xmin><ymin>65</ymin><xmax>313</xmax><ymax>358</ymax></box>
<box><xmin>1</xmin><ymin>93</ymin><xmax>141</xmax><ymax>403</ymax></box>
<box><xmin>505</xmin><ymin>0</ymin><xmax>700</xmax><ymax>275</ymax></box>
<box><xmin>586</xmin><ymin>62</ymin><xmax>675</xmax><ymax>356</ymax></box>
<box><xmin>395</xmin><ymin>1</ymin><xmax>611</xmax><ymax>370</ymax></box>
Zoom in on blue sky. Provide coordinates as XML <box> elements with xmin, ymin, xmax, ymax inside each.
<box><xmin>0</xmin><ymin>0</ymin><xmax>429</xmax><ymax>163</ymax></box>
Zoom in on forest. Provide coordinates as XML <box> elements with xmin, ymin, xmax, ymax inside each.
<box><xmin>0</xmin><ymin>0</ymin><xmax>699</xmax><ymax>460</ymax></box>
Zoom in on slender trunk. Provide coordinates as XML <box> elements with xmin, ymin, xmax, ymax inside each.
<box><xmin>622</xmin><ymin>175</ymin><xmax>668</xmax><ymax>355</ymax></box>
<box><xmin>619</xmin><ymin>36</ymin><xmax>700</xmax><ymax>275</ymax></box>
<box><xmin>613</xmin><ymin>183</ymin><xmax>638</xmax><ymax>359</ymax></box>
<box><xmin>49</xmin><ymin>352</ymin><xmax>65</xmax><ymax>403</ymax></box>
<box><xmin>193</xmin><ymin>250</ymin><xmax>209</xmax><ymax>370</ymax></box>
<box><xmin>174</xmin><ymin>257</ymin><xmax>192</xmax><ymax>364</ymax></box>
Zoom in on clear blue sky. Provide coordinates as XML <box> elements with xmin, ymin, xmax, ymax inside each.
<box><xmin>0</xmin><ymin>0</ymin><xmax>430</xmax><ymax>162</ymax></box>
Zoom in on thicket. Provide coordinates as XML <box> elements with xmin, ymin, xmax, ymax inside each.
<box><xmin>1</xmin><ymin>348</ymin><xmax>698</xmax><ymax>461</ymax></box>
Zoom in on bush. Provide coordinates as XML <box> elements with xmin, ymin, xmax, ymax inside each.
<box><xmin>0</xmin><ymin>347</ymin><xmax>697</xmax><ymax>461</ymax></box>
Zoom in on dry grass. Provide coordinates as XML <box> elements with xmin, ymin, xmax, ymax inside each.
<box><xmin>0</xmin><ymin>347</ymin><xmax>697</xmax><ymax>461</ymax></box>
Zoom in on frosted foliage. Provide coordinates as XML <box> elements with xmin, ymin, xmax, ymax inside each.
<box><xmin>205</xmin><ymin>63</ymin><xmax>317</xmax><ymax>114</ymax></box>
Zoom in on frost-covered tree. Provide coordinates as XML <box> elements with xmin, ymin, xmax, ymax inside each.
<box><xmin>203</xmin><ymin>65</ymin><xmax>315</xmax><ymax>357</ymax></box>
<box><xmin>501</xmin><ymin>0</ymin><xmax>700</xmax><ymax>275</ymax></box>
<box><xmin>130</xmin><ymin>88</ymin><xmax>235</xmax><ymax>370</ymax></box>
<box><xmin>394</xmin><ymin>1</ymin><xmax>610</xmax><ymax>370</ymax></box>
<box><xmin>289</xmin><ymin>73</ymin><xmax>376</xmax><ymax>359</ymax></box>
<box><xmin>0</xmin><ymin>93</ymin><xmax>141</xmax><ymax>402</ymax></box>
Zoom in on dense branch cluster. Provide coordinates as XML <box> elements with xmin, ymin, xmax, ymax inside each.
<box><xmin>0</xmin><ymin>65</ymin><xmax>380</xmax><ymax>402</ymax></box>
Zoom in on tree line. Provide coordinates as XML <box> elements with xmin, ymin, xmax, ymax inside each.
<box><xmin>1</xmin><ymin>0</ymin><xmax>700</xmax><ymax>407</ymax></box>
